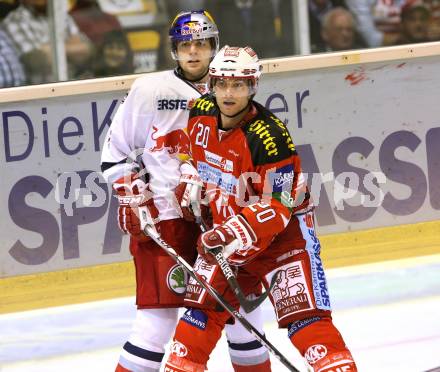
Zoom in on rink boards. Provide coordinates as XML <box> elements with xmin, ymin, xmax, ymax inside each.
<box><xmin>1</xmin><ymin>42</ymin><xmax>440</xmax><ymax>313</ymax></box>
<box><xmin>2</xmin><ymin>217</ymin><xmax>439</xmax><ymax>313</ymax></box>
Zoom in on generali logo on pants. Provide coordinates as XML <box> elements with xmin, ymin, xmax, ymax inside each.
<box><xmin>270</xmin><ymin>262</ymin><xmax>313</xmax><ymax>321</ymax></box>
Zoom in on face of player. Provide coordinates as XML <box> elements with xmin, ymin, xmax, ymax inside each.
<box><xmin>213</xmin><ymin>78</ymin><xmax>251</xmax><ymax>119</ymax></box>
<box><xmin>176</xmin><ymin>39</ymin><xmax>212</xmax><ymax>81</ymax></box>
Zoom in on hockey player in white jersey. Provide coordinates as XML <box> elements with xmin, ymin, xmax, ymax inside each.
<box><xmin>101</xmin><ymin>10</ymin><xmax>271</xmax><ymax>372</ymax></box>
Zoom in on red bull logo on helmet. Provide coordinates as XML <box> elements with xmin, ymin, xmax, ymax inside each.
<box><xmin>181</xmin><ymin>21</ymin><xmax>203</xmax><ymax>36</ymax></box>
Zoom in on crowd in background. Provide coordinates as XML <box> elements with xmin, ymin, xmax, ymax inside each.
<box><xmin>0</xmin><ymin>0</ymin><xmax>439</xmax><ymax>88</ymax></box>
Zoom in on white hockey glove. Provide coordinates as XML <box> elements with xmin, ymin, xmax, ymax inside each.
<box><xmin>113</xmin><ymin>174</ymin><xmax>159</xmax><ymax>242</ymax></box>
<box><xmin>197</xmin><ymin>215</ymin><xmax>257</xmax><ymax>265</ymax></box>
<box><xmin>174</xmin><ymin>161</ymin><xmax>211</xmax><ymax>225</ymax></box>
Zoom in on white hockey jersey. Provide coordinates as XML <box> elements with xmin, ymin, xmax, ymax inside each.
<box><xmin>101</xmin><ymin>69</ymin><xmax>207</xmax><ymax>221</ymax></box>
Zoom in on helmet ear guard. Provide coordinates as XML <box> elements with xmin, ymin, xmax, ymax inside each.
<box><xmin>169</xmin><ymin>10</ymin><xmax>219</xmax><ymax>61</ymax></box>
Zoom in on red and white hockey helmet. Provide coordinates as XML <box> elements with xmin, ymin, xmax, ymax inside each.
<box><xmin>209</xmin><ymin>45</ymin><xmax>262</xmax><ymax>95</ymax></box>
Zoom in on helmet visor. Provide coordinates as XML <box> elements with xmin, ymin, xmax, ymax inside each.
<box><xmin>210</xmin><ymin>77</ymin><xmax>257</xmax><ymax>98</ymax></box>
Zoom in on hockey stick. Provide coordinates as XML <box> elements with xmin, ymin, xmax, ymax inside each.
<box><xmin>198</xmin><ymin>221</ymin><xmax>277</xmax><ymax>313</ymax></box>
<box><xmin>144</xmin><ymin>224</ymin><xmax>299</xmax><ymax>372</ymax></box>
<box><xmin>132</xmin><ymin>148</ymin><xmax>274</xmax><ymax>314</ymax></box>
<box><xmin>133</xmin><ymin>148</ymin><xmax>274</xmax><ymax>315</ymax></box>
<box><xmin>210</xmin><ymin>247</ymin><xmax>278</xmax><ymax>313</ymax></box>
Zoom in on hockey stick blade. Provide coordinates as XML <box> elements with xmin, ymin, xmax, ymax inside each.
<box><xmin>211</xmin><ymin>248</ymin><xmax>278</xmax><ymax>313</ymax></box>
<box><xmin>144</xmin><ymin>224</ymin><xmax>299</xmax><ymax>372</ymax></box>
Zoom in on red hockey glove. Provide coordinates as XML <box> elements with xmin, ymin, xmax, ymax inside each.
<box><xmin>175</xmin><ymin>161</ymin><xmax>209</xmax><ymax>223</ymax></box>
<box><xmin>113</xmin><ymin>174</ymin><xmax>159</xmax><ymax>242</ymax></box>
<box><xmin>197</xmin><ymin>215</ymin><xmax>257</xmax><ymax>264</ymax></box>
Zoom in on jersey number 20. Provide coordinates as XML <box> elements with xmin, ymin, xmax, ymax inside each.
<box><xmin>195</xmin><ymin>123</ymin><xmax>210</xmax><ymax>148</ymax></box>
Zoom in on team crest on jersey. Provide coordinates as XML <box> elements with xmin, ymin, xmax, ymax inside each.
<box><xmin>150</xmin><ymin>126</ymin><xmax>190</xmax><ymax>155</ymax></box>
<box><xmin>268</xmin><ymin>262</ymin><xmax>313</xmax><ymax>322</ymax></box>
<box><xmin>167</xmin><ymin>264</ymin><xmax>188</xmax><ymax>295</ymax></box>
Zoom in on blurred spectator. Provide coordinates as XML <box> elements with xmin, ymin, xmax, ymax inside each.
<box><xmin>425</xmin><ymin>0</ymin><xmax>440</xmax><ymax>40</ymax></box>
<box><xmin>70</xmin><ymin>0</ymin><xmax>121</xmax><ymax>48</ymax></box>
<box><xmin>397</xmin><ymin>0</ymin><xmax>431</xmax><ymax>43</ymax></box>
<box><xmin>166</xmin><ymin>0</ymin><xmax>205</xmax><ymax>13</ymax></box>
<box><xmin>271</xmin><ymin>0</ymin><xmax>295</xmax><ymax>56</ymax></box>
<box><xmin>0</xmin><ymin>27</ymin><xmax>25</xmax><ymax>87</ymax></box>
<box><xmin>93</xmin><ymin>30</ymin><xmax>134</xmax><ymax>77</ymax></box>
<box><xmin>320</xmin><ymin>7</ymin><xmax>364</xmax><ymax>51</ymax></box>
<box><xmin>206</xmin><ymin>0</ymin><xmax>292</xmax><ymax>58</ymax></box>
<box><xmin>309</xmin><ymin>0</ymin><xmax>348</xmax><ymax>52</ymax></box>
<box><xmin>0</xmin><ymin>0</ymin><xmax>18</xmax><ymax>20</ymax></box>
<box><xmin>345</xmin><ymin>0</ymin><xmax>406</xmax><ymax>47</ymax></box>
<box><xmin>2</xmin><ymin>0</ymin><xmax>92</xmax><ymax>84</ymax></box>
<box><xmin>69</xmin><ymin>0</ymin><xmax>122</xmax><ymax>77</ymax></box>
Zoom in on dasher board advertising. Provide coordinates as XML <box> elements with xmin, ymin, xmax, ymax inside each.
<box><xmin>1</xmin><ymin>54</ymin><xmax>439</xmax><ymax>277</ymax></box>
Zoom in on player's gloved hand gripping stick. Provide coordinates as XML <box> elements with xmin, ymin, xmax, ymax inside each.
<box><xmin>197</xmin><ymin>218</ymin><xmax>278</xmax><ymax>314</ymax></box>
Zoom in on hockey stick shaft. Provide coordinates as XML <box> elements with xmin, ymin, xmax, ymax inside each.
<box><xmin>211</xmin><ymin>248</ymin><xmax>275</xmax><ymax>313</ymax></box>
<box><xmin>136</xmin><ymin>159</ymin><xmax>296</xmax><ymax>369</ymax></box>
<box><xmin>135</xmin><ymin>155</ymin><xmax>266</xmax><ymax>314</ymax></box>
<box><xmin>144</xmin><ymin>225</ymin><xmax>299</xmax><ymax>372</ymax></box>
<box><xmin>199</xmin><ymin>220</ymin><xmax>272</xmax><ymax>313</ymax></box>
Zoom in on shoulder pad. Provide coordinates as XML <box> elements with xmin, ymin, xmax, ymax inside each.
<box><xmin>243</xmin><ymin>102</ymin><xmax>297</xmax><ymax>165</ymax></box>
<box><xmin>189</xmin><ymin>94</ymin><xmax>217</xmax><ymax>118</ymax></box>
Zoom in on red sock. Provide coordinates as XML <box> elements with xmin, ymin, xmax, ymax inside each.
<box><xmin>115</xmin><ymin>363</ymin><xmax>131</xmax><ymax>372</ymax></box>
<box><xmin>289</xmin><ymin>317</ymin><xmax>357</xmax><ymax>371</ymax></box>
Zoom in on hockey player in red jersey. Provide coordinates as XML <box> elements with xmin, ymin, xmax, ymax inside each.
<box><xmin>163</xmin><ymin>46</ymin><xmax>358</xmax><ymax>372</ymax></box>
<box><xmin>101</xmin><ymin>11</ymin><xmax>271</xmax><ymax>372</ymax></box>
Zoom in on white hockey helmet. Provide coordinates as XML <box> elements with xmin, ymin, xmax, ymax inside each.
<box><xmin>209</xmin><ymin>45</ymin><xmax>262</xmax><ymax>96</ymax></box>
